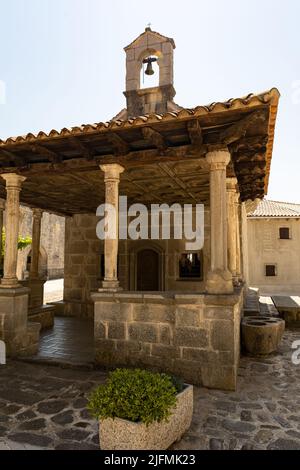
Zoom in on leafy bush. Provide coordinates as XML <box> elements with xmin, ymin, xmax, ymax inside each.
<box><xmin>1</xmin><ymin>228</ymin><xmax>32</xmax><ymax>256</ymax></box>
<box><xmin>87</xmin><ymin>368</ymin><xmax>178</xmax><ymax>426</ymax></box>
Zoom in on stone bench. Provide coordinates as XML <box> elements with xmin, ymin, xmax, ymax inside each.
<box><xmin>272</xmin><ymin>296</ymin><xmax>300</xmax><ymax>327</ymax></box>
<box><xmin>28</xmin><ymin>305</ymin><xmax>55</xmax><ymax>330</ymax></box>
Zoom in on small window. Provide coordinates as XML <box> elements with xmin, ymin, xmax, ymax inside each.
<box><xmin>179</xmin><ymin>253</ymin><xmax>201</xmax><ymax>279</ymax></box>
<box><xmin>279</xmin><ymin>227</ymin><xmax>290</xmax><ymax>239</ymax></box>
<box><xmin>265</xmin><ymin>264</ymin><xmax>276</xmax><ymax>277</ymax></box>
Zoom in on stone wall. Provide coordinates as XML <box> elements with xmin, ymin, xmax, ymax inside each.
<box><xmin>16</xmin><ymin>206</ymin><xmax>65</xmax><ymax>280</ymax></box>
<box><xmin>92</xmin><ymin>290</ymin><xmax>244</xmax><ymax>391</ymax></box>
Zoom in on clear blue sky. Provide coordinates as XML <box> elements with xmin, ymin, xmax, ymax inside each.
<box><xmin>0</xmin><ymin>0</ymin><xmax>300</xmax><ymax>202</ymax></box>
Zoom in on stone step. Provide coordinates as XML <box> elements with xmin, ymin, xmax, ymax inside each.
<box><xmin>244</xmin><ymin>288</ymin><xmax>260</xmax><ymax>316</ymax></box>
<box><xmin>16</xmin><ymin>355</ymin><xmax>95</xmax><ymax>371</ymax></box>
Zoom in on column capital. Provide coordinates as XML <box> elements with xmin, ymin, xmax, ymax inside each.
<box><xmin>1</xmin><ymin>173</ymin><xmax>26</xmax><ymax>188</ymax></box>
<box><xmin>206</xmin><ymin>149</ymin><xmax>230</xmax><ymax>170</ymax></box>
<box><xmin>32</xmin><ymin>208</ymin><xmax>43</xmax><ymax>219</ymax></box>
<box><xmin>100</xmin><ymin>164</ymin><xmax>125</xmax><ymax>182</ymax></box>
<box><xmin>244</xmin><ymin>198</ymin><xmax>261</xmax><ymax>214</ymax></box>
<box><xmin>226</xmin><ymin>177</ymin><xmax>238</xmax><ymax>192</ymax></box>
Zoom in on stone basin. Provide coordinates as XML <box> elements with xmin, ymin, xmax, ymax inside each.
<box><xmin>241</xmin><ymin>316</ymin><xmax>285</xmax><ymax>356</ymax></box>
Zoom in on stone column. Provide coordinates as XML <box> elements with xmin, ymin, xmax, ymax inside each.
<box><xmin>206</xmin><ymin>150</ymin><xmax>233</xmax><ymax>294</ymax></box>
<box><xmin>99</xmin><ymin>164</ymin><xmax>124</xmax><ymax>291</ymax></box>
<box><xmin>29</xmin><ymin>208</ymin><xmax>43</xmax><ymax>279</ymax></box>
<box><xmin>226</xmin><ymin>178</ymin><xmax>238</xmax><ymax>284</ymax></box>
<box><xmin>235</xmin><ymin>198</ymin><xmax>242</xmax><ymax>282</ymax></box>
<box><xmin>241</xmin><ymin>202</ymin><xmax>249</xmax><ymax>285</ymax></box>
<box><xmin>0</xmin><ymin>199</ymin><xmax>5</xmax><ymax>273</ymax></box>
<box><xmin>0</xmin><ymin>173</ymin><xmax>26</xmax><ymax>288</ymax></box>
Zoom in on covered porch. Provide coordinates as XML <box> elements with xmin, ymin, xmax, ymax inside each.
<box><xmin>0</xmin><ymin>88</ymin><xmax>279</xmax><ymax>389</ymax></box>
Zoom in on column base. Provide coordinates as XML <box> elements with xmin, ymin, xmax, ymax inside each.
<box><xmin>99</xmin><ymin>280</ymin><xmax>123</xmax><ymax>293</ymax></box>
<box><xmin>206</xmin><ymin>269</ymin><xmax>234</xmax><ymax>294</ymax></box>
<box><xmin>0</xmin><ymin>278</ymin><xmax>21</xmax><ymax>289</ymax></box>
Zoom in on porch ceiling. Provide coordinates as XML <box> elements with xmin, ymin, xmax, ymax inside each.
<box><xmin>0</xmin><ymin>88</ymin><xmax>280</xmax><ymax>215</ymax></box>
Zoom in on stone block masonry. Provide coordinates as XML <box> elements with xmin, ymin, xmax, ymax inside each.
<box><xmin>92</xmin><ymin>289</ymin><xmax>244</xmax><ymax>391</ymax></box>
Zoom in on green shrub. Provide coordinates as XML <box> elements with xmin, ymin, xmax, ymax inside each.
<box><xmin>87</xmin><ymin>368</ymin><xmax>178</xmax><ymax>426</ymax></box>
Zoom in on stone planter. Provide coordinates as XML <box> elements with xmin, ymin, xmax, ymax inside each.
<box><xmin>242</xmin><ymin>316</ymin><xmax>285</xmax><ymax>356</ymax></box>
<box><xmin>99</xmin><ymin>384</ymin><xmax>193</xmax><ymax>450</ymax></box>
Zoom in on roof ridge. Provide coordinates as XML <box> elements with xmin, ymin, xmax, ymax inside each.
<box><xmin>266</xmin><ymin>199</ymin><xmax>300</xmax><ymax>206</ymax></box>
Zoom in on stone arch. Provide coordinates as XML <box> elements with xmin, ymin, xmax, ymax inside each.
<box><xmin>129</xmin><ymin>241</ymin><xmax>165</xmax><ymax>291</ymax></box>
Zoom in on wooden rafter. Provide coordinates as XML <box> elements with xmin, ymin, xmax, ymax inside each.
<box><xmin>29</xmin><ymin>144</ymin><xmax>62</xmax><ymax>164</ymax></box>
<box><xmin>142</xmin><ymin>127</ymin><xmax>168</xmax><ymax>152</ymax></box>
<box><xmin>69</xmin><ymin>137</ymin><xmax>93</xmax><ymax>160</ymax></box>
<box><xmin>220</xmin><ymin>111</ymin><xmax>266</xmax><ymax>145</ymax></box>
<box><xmin>107</xmin><ymin>133</ymin><xmax>129</xmax><ymax>156</ymax></box>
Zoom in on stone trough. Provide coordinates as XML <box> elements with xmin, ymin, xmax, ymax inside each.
<box><xmin>241</xmin><ymin>316</ymin><xmax>285</xmax><ymax>356</ymax></box>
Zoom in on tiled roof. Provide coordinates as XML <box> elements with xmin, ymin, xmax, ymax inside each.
<box><xmin>248</xmin><ymin>199</ymin><xmax>300</xmax><ymax>218</ymax></box>
<box><xmin>0</xmin><ymin>88</ymin><xmax>279</xmax><ymax>147</ymax></box>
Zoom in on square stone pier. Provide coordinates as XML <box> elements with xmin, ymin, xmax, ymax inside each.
<box><xmin>92</xmin><ymin>289</ymin><xmax>244</xmax><ymax>391</ymax></box>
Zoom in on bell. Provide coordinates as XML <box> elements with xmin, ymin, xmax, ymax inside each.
<box><xmin>145</xmin><ymin>59</ymin><xmax>155</xmax><ymax>76</ymax></box>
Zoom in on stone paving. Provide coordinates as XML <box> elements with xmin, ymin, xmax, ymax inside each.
<box><xmin>0</xmin><ymin>329</ymin><xmax>299</xmax><ymax>450</ymax></box>
<box><xmin>34</xmin><ymin>317</ymin><xmax>94</xmax><ymax>365</ymax></box>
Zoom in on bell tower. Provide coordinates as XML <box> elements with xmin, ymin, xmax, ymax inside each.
<box><xmin>123</xmin><ymin>27</ymin><xmax>177</xmax><ymax>117</ymax></box>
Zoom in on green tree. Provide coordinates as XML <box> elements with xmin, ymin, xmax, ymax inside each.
<box><xmin>1</xmin><ymin>228</ymin><xmax>32</xmax><ymax>257</ymax></box>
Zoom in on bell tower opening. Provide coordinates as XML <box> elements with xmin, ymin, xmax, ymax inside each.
<box><xmin>140</xmin><ymin>55</ymin><xmax>159</xmax><ymax>89</ymax></box>
<box><xmin>123</xmin><ymin>27</ymin><xmax>177</xmax><ymax>117</ymax></box>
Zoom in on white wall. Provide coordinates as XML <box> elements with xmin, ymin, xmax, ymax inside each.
<box><xmin>248</xmin><ymin>217</ymin><xmax>300</xmax><ymax>295</ymax></box>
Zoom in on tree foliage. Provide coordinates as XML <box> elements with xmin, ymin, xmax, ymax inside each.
<box><xmin>1</xmin><ymin>228</ymin><xmax>32</xmax><ymax>256</ymax></box>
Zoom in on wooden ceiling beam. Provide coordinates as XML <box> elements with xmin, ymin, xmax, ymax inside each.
<box><xmin>69</xmin><ymin>137</ymin><xmax>93</xmax><ymax>160</ymax></box>
<box><xmin>220</xmin><ymin>111</ymin><xmax>266</xmax><ymax>145</ymax></box>
<box><xmin>229</xmin><ymin>134</ymin><xmax>268</xmax><ymax>152</ymax></box>
<box><xmin>0</xmin><ymin>145</ymin><xmax>207</xmax><ymax>176</ymax></box>
<box><xmin>107</xmin><ymin>133</ymin><xmax>129</xmax><ymax>156</ymax></box>
<box><xmin>29</xmin><ymin>144</ymin><xmax>62</xmax><ymax>164</ymax></box>
<box><xmin>0</xmin><ymin>148</ymin><xmax>27</xmax><ymax>167</ymax></box>
<box><xmin>142</xmin><ymin>127</ymin><xmax>168</xmax><ymax>153</ymax></box>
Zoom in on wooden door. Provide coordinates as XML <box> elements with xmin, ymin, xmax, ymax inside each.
<box><xmin>137</xmin><ymin>249</ymin><xmax>159</xmax><ymax>291</ymax></box>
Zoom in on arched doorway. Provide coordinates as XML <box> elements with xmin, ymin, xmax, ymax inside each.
<box><xmin>136</xmin><ymin>249</ymin><xmax>159</xmax><ymax>291</ymax></box>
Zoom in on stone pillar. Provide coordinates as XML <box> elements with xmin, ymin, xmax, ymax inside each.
<box><xmin>0</xmin><ymin>173</ymin><xmax>26</xmax><ymax>288</ymax></box>
<box><xmin>226</xmin><ymin>178</ymin><xmax>239</xmax><ymax>284</ymax></box>
<box><xmin>29</xmin><ymin>208</ymin><xmax>43</xmax><ymax>279</ymax></box>
<box><xmin>206</xmin><ymin>150</ymin><xmax>233</xmax><ymax>294</ymax></box>
<box><xmin>0</xmin><ymin>199</ymin><xmax>5</xmax><ymax>273</ymax></box>
<box><xmin>99</xmin><ymin>164</ymin><xmax>124</xmax><ymax>291</ymax></box>
<box><xmin>241</xmin><ymin>202</ymin><xmax>249</xmax><ymax>285</ymax></box>
<box><xmin>235</xmin><ymin>198</ymin><xmax>242</xmax><ymax>282</ymax></box>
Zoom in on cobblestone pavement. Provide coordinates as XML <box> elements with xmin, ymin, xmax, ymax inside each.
<box><xmin>0</xmin><ymin>329</ymin><xmax>299</xmax><ymax>450</ymax></box>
